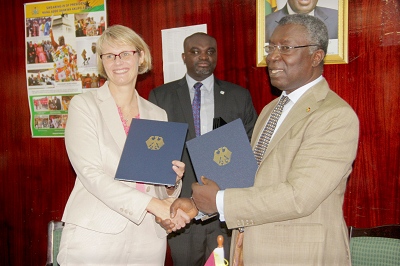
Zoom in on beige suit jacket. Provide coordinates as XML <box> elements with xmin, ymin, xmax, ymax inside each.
<box><xmin>224</xmin><ymin>78</ymin><xmax>359</xmax><ymax>265</ymax></box>
<box><xmin>62</xmin><ymin>82</ymin><xmax>181</xmax><ymax>238</ymax></box>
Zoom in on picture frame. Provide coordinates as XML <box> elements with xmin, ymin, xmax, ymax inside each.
<box><xmin>256</xmin><ymin>0</ymin><xmax>348</xmax><ymax>67</ymax></box>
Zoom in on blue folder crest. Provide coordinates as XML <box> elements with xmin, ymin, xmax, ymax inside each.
<box><xmin>146</xmin><ymin>136</ymin><xmax>164</xmax><ymax>150</ymax></box>
<box><xmin>213</xmin><ymin>146</ymin><xmax>232</xmax><ymax>166</ymax></box>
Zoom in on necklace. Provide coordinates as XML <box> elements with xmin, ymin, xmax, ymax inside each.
<box><xmin>116</xmin><ymin>93</ymin><xmax>138</xmax><ymax>124</ymax></box>
<box><xmin>117</xmin><ymin>105</ymin><xmax>132</xmax><ymax>124</ymax></box>
<box><xmin>117</xmin><ymin>101</ymin><xmax>139</xmax><ymax>125</ymax></box>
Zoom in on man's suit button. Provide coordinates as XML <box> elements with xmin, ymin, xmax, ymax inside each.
<box><xmin>120</xmin><ymin>208</ymin><xmax>124</xmax><ymax>212</ymax></box>
<box><xmin>146</xmin><ymin>186</ymin><xmax>150</xmax><ymax>192</ymax></box>
<box><xmin>125</xmin><ymin>209</ymin><xmax>128</xmax><ymax>214</ymax></box>
<box><xmin>129</xmin><ymin>211</ymin><xmax>133</xmax><ymax>215</ymax></box>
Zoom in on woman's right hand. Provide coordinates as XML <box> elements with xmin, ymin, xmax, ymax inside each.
<box><xmin>147</xmin><ymin>197</ymin><xmax>174</xmax><ymax>221</ymax></box>
<box><xmin>147</xmin><ymin>197</ymin><xmax>191</xmax><ymax>232</ymax></box>
<box><xmin>155</xmin><ymin>208</ymin><xmax>192</xmax><ymax>234</ymax></box>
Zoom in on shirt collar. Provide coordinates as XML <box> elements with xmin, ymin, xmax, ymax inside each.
<box><xmin>282</xmin><ymin>75</ymin><xmax>323</xmax><ymax>103</ymax></box>
<box><xmin>186</xmin><ymin>74</ymin><xmax>214</xmax><ymax>92</ymax></box>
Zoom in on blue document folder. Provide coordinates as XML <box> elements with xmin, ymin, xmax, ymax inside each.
<box><xmin>186</xmin><ymin>118</ymin><xmax>257</xmax><ymax>190</ymax></box>
<box><xmin>115</xmin><ymin>119</ymin><xmax>188</xmax><ymax>186</ymax></box>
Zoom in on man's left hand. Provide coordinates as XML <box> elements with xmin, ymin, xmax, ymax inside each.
<box><xmin>191</xmin><ymin>176</ymin><xmax>220</xmax><ymax>214</ymax></box>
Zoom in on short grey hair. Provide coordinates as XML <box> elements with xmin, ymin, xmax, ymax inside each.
<box><xmin>96</xmin><ymin>25</ymin><xmax>152</xmax><ymax>78</ymax></box>
<box><xmin>278</xmin><ymin>14</ymin><xmax>329</xmax><ymax>57</ymax></box>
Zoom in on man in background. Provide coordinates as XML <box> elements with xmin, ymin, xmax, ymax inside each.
<box><xmin>149</xmin><ymin>32</ymin><xmax>257</xmax><ymax>266</ymax></box>
<box><xmin>265</xmin><ymin>0</ymin><xmax>338</xmax><ymax>42</ymax></box>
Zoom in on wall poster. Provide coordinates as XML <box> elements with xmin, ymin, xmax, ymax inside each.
<box><xmin>25</xmin><ymin>0</ymin><xmax>107</xmax><ymax>137</ymax></box>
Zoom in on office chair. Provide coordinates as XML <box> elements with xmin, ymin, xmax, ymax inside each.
<box><xmin>349</xmin><ymin>224</ymin><xmax>400</xmax><ymax>266</ymax></box>
<box><xmin>46</xmin><ymin>220</ymin><xmax>64</xmax><ymax>266</ymax></box>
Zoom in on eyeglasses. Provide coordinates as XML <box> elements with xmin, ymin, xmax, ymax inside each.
<box><xmin>100</xmin><ymin>51</ymin><xmax>137</xmax><ymax>62</ymax></box>
<box><xmin>264</xmin><ymin>45</ymin><xmax>320</xmax><ymax>55</ymax></box>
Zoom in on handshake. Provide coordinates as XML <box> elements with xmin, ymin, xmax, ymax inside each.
<box><xmin>157</xmin><ymin>176</ymin><xmax>220</xmax><ymax>233</ymax></box>
<box><xmin>156</xmin><ymin>197</ymin><xmax>199</xmax><ymax>233</ymax></box>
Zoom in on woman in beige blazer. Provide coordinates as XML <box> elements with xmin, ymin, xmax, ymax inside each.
<box><xmin>58</xmin><ymin>25</ymin><xmax>189</xmax><ymax>266</ymax></box>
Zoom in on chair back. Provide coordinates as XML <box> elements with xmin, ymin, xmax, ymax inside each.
<box><xmin>349</xmin><ymin>225</ymin><xmax>400</xmax><ymax>266</ymax></box>
<box><xmin>46</xmin><ymin>220</ymin><xmax>64</xmax><ymax>266</ymax></box>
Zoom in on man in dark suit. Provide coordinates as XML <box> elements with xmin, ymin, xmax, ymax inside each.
<box><xmin>28</xmin><ymin>74</ymin><xmax>34</xmax><ymax>86</ymax></box>
<box><xmin>148</xmin><ymin>32</ymin><xmax>257</xmax><ymax>266</ymax></box>
<box><xmin>55</xmin><ymin>97</ymin><xmax>62</xmax><ymax>110</ymax></box>
<box><xmin>265</xmin><ymin>0</ymin><xmax>338</xmax><ymax>42</ymax></box>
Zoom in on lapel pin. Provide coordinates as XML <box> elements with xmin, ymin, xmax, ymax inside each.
<box><xmin>220</xmin><ymin>91</ymin><xmax>225</xmax><ymax>95</ymax></box>
<box><xmin>306</xmin><ymin>107</ymin><xmax>311</xmax><ymax>112</ymax></box>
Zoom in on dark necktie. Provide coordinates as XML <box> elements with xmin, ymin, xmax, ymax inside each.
<box><xmin>192</xmin><ymin>82</ymin><xmax>202</xmax><ymax>137</ymax></box>
<box><xmin>232</xmin><ymin>95</ymin><xmax>290</xmax><ymax>266</ymax></box>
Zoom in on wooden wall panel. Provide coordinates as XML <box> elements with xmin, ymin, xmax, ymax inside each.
<box><xmin>0</xmin><ymin>0</ymin><xmax>399</xmax><ymax>265</ymax></box>
<box><xmin>338</xmin><ymin>0</ymin><xmax>400</xmax><ymax>227</ymax></box>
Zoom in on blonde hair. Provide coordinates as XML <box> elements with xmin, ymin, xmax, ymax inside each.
<box><xmin>96</xmin><ymin>25</ymin><xmax>152</xmax><ymax>78</ymax></box>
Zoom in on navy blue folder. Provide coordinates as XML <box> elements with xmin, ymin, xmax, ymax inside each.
<box><xmin>186</xmin><ymin>118</ymin><xmax>257</xmax><ymax>190</ymax></box>
<box><xmin>115</xmin><ymin>119</ymin><xmax>188</xmax><ymax>186</ymax></box>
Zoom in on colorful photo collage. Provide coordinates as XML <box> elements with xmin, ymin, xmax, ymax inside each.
<box><xmin>32</xmin><ymin>95</ymin><xmax>74</xmax><ymax>130</ymax></box>
<box><xmin>25</xmin><ymin>0</ymin><xmax>107</xmax><ymax>137</ymax></box>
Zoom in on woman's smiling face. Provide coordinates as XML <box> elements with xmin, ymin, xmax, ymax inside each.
<box><xmin>101</xmin><ymin>43</ymin><xmax>144</xmax><ymax>88</ymax></box>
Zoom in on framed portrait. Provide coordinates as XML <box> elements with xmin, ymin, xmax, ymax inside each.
<box><xmin>257</xmin><ymin>0</ymin><xmax>348</xmax><ymax>67</ymax></box>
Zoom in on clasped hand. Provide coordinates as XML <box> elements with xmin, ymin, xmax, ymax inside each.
<box><xmin>148</xmin><ymin>160</ymin><xmax>191</xmax><ymax>231</ymax></box>
<box><xmin>154</xmin><ymin>197</ymin><xmax>193</xmax><ymax>232</ymax></box>
<box><xmin>156</xmin><ymin>197</ymin><xmax>199</xmax><ymax>233</ymax></box>
<box><xmin>156</xmin><ymin>176</ymin><xmax>220</xmax><ymax>233</ymax></box>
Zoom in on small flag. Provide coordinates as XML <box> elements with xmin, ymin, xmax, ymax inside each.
<box><xmin>265</xmin><ymin>0</ymin><xmax>277</xmax><ymax>15</ymax></box>
<box><xmin>204</xmin><ymin>235</ymin><xmax>228</xmax><ymax>266</ymax></box>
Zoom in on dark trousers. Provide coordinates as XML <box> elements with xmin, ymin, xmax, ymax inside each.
<box><xmin>168</xmin><ymin>217</ymin><xmax>232</xmax><ymax>266</ymax></box>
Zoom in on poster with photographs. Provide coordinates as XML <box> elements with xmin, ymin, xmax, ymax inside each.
<box><xmin>25</xmin><ymin>0</ymin><xmax>107</xmax><ymax>137</ymax></box>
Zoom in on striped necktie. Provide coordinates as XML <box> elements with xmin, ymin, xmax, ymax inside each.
<box><xmin>192</xmin><ymin>82</ymin><xmax>202</xmax><ymax>137</ymax></box>
<box><xmin>253</xmin><ymin>95</ymin><xmax>290</xmax><ymax>164</ymax></box>
<box><xmin>232</xmin><ymin>95</ymin><xmax>290</xmax><ymax>266</ymax></box>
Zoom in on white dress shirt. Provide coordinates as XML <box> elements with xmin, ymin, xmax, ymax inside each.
<box><xmin>186</xmin><ymin>73</ymin><xmax>215</xmax><ymax>135</ymax></box>
<box><xmin>216</xmin><ymin>76</ymin><xmax>324</xmax><ymax>221</ymax></box>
